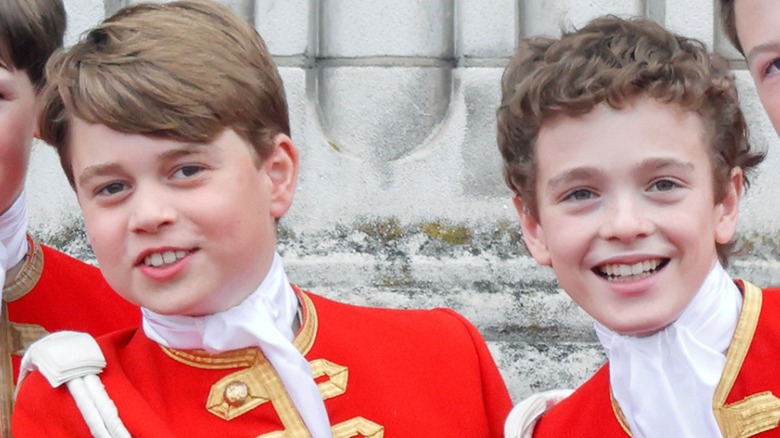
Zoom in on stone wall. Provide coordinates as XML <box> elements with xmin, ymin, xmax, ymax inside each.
<box><xmin>30</xmin><ymin>0</ymin><xmax>780</xmax><ymax>402</ymax></box>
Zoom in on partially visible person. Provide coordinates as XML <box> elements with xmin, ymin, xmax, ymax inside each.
<box><xmin>12</xmin><ymin>1</ymin><xmax>512</xmax><ymax>436</ymax></box>
<box><xmin>497</xmin><ymin>15</ymin><xmax>778</xmax><ymax>437</ymax></box>
<box><xmin>0</xmin><ymin>0</ymin><xmax>138</xmax><ymax>435</ymax></box>
<box><xmin>719</xmin><ymin>0</ymin><xmax>780</xmax><ymax>135</ymax></box>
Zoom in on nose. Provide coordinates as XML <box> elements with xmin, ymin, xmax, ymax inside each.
<box><xmin>128</xmin><ymin>185</ymin><xmax>177</xmax><ymax>233</ymax></box>
<box><xmin>598</xmin><ymin>195</ymin><xmax>654</xmax><ymax>242</ymax></box>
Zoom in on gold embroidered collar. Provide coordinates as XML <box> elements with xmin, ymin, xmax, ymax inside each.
<box><xmin>161</xmin><ymin>290</ymin><xmax>318</xmax><ymax>368</ymax></box>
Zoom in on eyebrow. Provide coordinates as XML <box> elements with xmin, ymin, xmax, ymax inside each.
<box><xmin>641</xmin><ymin>157</ymin><xmax>694</xmax><ymax>174</ymax></box>
<box><xmin>746</xmin><ymin>41</ymin><xmax>780</xmax><ymax>66</ymax></box>
<box><xmin>545</xmin><ymin>157</ymin><xmax>693</xmax><ymax>192</ymax></box>
<box><xmin>77</xmin><ymin>163</ymin><xmax>124</xmax><ymax>189</ymax></box>
<box><xmin>157</xmin><ymin>142</ymin><xmax>209</xmax><ymax>161</ymax></box>
<box><xmin>77</xmin><ymin>143</ymin><xmax>209</xmax><ymax>188</ymax></box>
<box><xmin>546</xmin><ymin>167</ymin><xmax>598</xmax><ymax>192</ymax></box>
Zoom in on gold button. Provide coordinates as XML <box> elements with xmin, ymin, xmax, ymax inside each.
<box><xmin>223</xmin><ymin>381</ymin><xmax>249</xmax><ymax>407</ymax></box>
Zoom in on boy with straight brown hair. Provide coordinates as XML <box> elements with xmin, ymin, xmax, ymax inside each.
<box><xmin>497</xmin><ymin>15</ymin><xmax>780</xmax><ymax>437</ymax></box>
<box><xmin>12</xmin><ymin>1</ymin><xmax>512</xmax><ymax>436</ymax></box>
<box><xmin>718</xmin><ymin>0</ymin><xmax>780</xmax><ymax>138</ymax></box>
<box><xmin>0</xmin><ymin>0</ymin><xmax>137</xmax><ymax>435</ymax></box>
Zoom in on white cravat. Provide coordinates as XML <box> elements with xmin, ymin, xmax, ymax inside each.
<box><xmin>142</xmin><ymin>252</ymin><xmax>332</xmax><ymax>438</ymax></box>
<box><xmin>0</xmin><ymin>190</ymin><xmax>30</xmax><ymax>299</ymax></box>
<box><xmin>595</xmin><ymin>262</ymin><xmax>741</xmax><ymax>438</ymax></box>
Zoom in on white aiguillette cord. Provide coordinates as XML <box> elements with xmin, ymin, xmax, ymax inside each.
<box><xmin>0</xmin><ymin>190</ymin><xmax>29</xmax><ymax>300</ymax></box>
<box><xmin>142</xmin><ymin>252</ymin><xmax>332</xmax><ymax>438</ymax></box>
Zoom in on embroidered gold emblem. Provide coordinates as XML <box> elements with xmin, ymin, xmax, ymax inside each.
<box><xmin>168</xmin><ymin>292</ymin><xmax>384</xmax><ymax>436</ymax></box>
<box><xmin>718</xmin><ymin>392</ymin><xmax>780</xmax><ymax>438</ymax></box>
<box><xmin>331</xmin><ymin>417</ymin><xmax>385</xmax><ymax>437</ymax></box>
<box><xmin>207</xmin><ymin>368</ymin><xmax>271</xmax><ymax>420</ymax></box>
<box><xmin>310</xmin><ymin>359</ymin><xmax>348</xmax><ymax>400</ymax></box>
<box><xmin>223</xmin><ymin>380</ymin><xmax>251</xmax><ymax>407</ymax></box>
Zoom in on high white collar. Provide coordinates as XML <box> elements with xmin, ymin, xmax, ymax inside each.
<box><xmin>142</xmin><ymin>252</ymin><xmax>332</xmax><ymax>438</ymax></box>
<box><xmin>595</xmin><ymin>262</ymin><xmax>741</xmax><ymax>438</ymax></box>
<box><xmin>1</xmin><ymin>190</ymin><xmax>29</xmax><ymax>296</ymax></box>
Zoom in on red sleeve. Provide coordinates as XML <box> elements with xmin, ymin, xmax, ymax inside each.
<box><xmin>437</xmin><ymin>308</ymin><xmax>513</xmax><ymax>438</ymax></box>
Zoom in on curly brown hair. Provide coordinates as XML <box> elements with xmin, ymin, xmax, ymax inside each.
<box><xmin>39</xmin><ymin>0</ymin><xmax>289</xmax><ymax>187</ymax></box>
<box><xmin>496</xmin><ymin>15</ymin><xmax>764</xmax><ymax>263</ymax></box>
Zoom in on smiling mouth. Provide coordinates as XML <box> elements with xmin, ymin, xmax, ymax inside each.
<box><xmin>143</xmin><ymin>250</ymin><xmax>189</xmax><ymax>268</ymax></box>
<box><xmin>594</xmin><ymin>258</ymin><xmax>669</xmax><ymax>281</ymax></box>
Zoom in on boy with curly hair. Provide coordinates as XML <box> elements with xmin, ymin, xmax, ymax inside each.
<box><xmin>498</xmin><ymin>15</ymin><xmax>778</xmax><ymax>437</ymax></box>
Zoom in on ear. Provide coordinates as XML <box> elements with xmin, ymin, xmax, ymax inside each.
<box><xmin>714</xmin><ymin>167</ymin><xmax>743</xmax><ymax>244</ymax></box>
<box><xmin>513</xmin><ymin>195</ymin><xmax>552</xmax><ymax>266</ymax></box>
<box><xmin>265</xmin><ymin>134</ymin><xmax>299</xmax><ymax>219</ymax></box>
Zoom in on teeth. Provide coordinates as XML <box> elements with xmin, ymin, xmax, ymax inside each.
<box><xmin>144</xmin><ymin>250</ymin><xmax>188</xmax><ymax>268</ymax></box>
<box><xmin>599</xmin><ymin>259</ymin><xmax>661</xmax><ymax>281</ymax></box>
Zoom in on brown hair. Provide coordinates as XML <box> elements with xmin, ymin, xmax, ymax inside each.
<box><xmin>496</xmin><ymin>15</ymin><xmax>764</xmax><ymax>263</ymax></box>
<box><xmin>718</xmin><ymin>0</ymin><xmax>742</xmax><ymax>55</ymax></box>
<box><xmin>0</xmin><ymin>0</ymin><xmax>66</xmax><ymax>91</ymax></box>
<box><xmin>39</xmin><ymin>0</ymin><xmax>289</xmax><ymax>187</ymax></box>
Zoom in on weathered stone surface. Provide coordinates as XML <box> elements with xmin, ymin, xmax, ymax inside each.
<box><xmin>33</xmin><ymin>0</ymin><xmax>780</xmax><ymax>406</ymax></box>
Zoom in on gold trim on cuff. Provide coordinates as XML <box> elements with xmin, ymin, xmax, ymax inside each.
<box><xmin>3</xmin><ymin>239</ymin><xmax>43</xmax><ymax>303</ymax></box>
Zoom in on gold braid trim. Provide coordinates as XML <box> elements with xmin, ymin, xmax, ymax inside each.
<box><xmin>3</xmin><ymin>239</ymin><xmax>43</xmax><ymax>303</ymax></box>
<box><xmin>714</xmin><ymin>282</ymin><xmax>780</xmax><ymax>438</ymax></box>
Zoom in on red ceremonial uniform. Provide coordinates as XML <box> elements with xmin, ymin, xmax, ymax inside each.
<box><xmin>13</xmin><ymin>288</ymin><xmax>512</xmax><ymax>437</ymax></box>
<box><xmin>532</xmin><ymin>281</ymin><xmax>780</xmax><ymax>438</ymax></box>
<box><xmin>1</xmin><ymin>238</ymin><xmax>139</xmax><ymax>435</ymax></box>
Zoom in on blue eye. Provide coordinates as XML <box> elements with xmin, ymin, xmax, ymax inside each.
<box><xmin>564</xmin><ymin>189</ymin><xmax>595</xmax><ymax>201</ymax></box>
<box><xmin>649</xmin><ymin>179</ymin><xmax>678</xmax><ymax>192</ymax></box>
<box><xmin>172</xmin><ymin>165</ymin><xmax>204</xmax><ymax>179</ymax></box>
<box><xmin>765</xmin><ymin>59</ymin><xmax>780</xmax><ymax>77</ymax></box>
<box><xmin>96</xmin><ymin>182</ymin><xmax>126</xmax><ymax>196</ymax></box>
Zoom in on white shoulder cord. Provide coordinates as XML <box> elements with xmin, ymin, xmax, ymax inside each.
<box><xmin>16</xmin><ymin>331</ymin><xmax>130</xmax><ymax>438</ymax></box>
<box><xmin>504</xmin><ymin>389</ymin><xmax>573</xmax><ymax>438</ymax></box>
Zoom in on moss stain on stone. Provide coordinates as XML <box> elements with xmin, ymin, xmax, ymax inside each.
<box><xmin>419</xmin><ymin>220</ymin><xmax>473</xmax><ymax>245</ymax></box>
<box><xmin>357</xmin><ymin>217</ymin><xmax>404</xmax><ymax>243</ymax></box>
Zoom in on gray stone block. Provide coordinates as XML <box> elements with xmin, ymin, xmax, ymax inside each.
<box><xmin>320</xmin><ymin>0</ymin><xmax>453</xmax><ymax>57</ymax></box>
<box><xmin>458</xmin><ymin>0</ymin><xmax>517</xmax><ymax>59</ymax></box>
<box><xmin>519</xmin><ymin>0</ymin><xmax>643</xmax><ymax>37</ymax></box>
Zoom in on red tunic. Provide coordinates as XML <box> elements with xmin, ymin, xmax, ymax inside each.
<box><xmin>1</xmin><ymin>239</ymin><xmax>139</xmax><ymax>435</ymax></box>
<box><xmin>13</xmin><ymin>288</ymin><xmax>512</xmax><ymax>437</ymax></box>
<box><xmin>533</xmin><ymin>281</ymin><xmax>780</xmax><ymax>437</ymax></box>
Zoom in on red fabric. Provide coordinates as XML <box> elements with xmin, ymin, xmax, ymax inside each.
<box><xmin>6</xmin><ymin>243</ymin><xmax>139</xmax><ymax>381</ymax></box>
<box><xmin>534</xmin><ymin>285</ymin><xmax>780</xmax><ymax>437</ymax></box>
<box><xmin>12</xmin><ymin>290</ymin><xmax>511</xmax><ymax>437</ymax></box>
<box><xmin>533</xmin><ymin>365</ymin><xmax>626</xmax><ymax>436</ymax></box>
<box><xmin>726</xmin><ymin>284</ymin><xmax>780</xmax><ymax>406</ymax></box>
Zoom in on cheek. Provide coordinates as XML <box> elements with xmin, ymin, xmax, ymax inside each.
<box><xmin>757</xmin><ymin>87</ymin><xmax>780</xmax><ymax>128</ymax></box>
<box><xmin>83</xmin><ymin>212</ymin><xmax>120</xmax><ymax>258</ymax></box>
